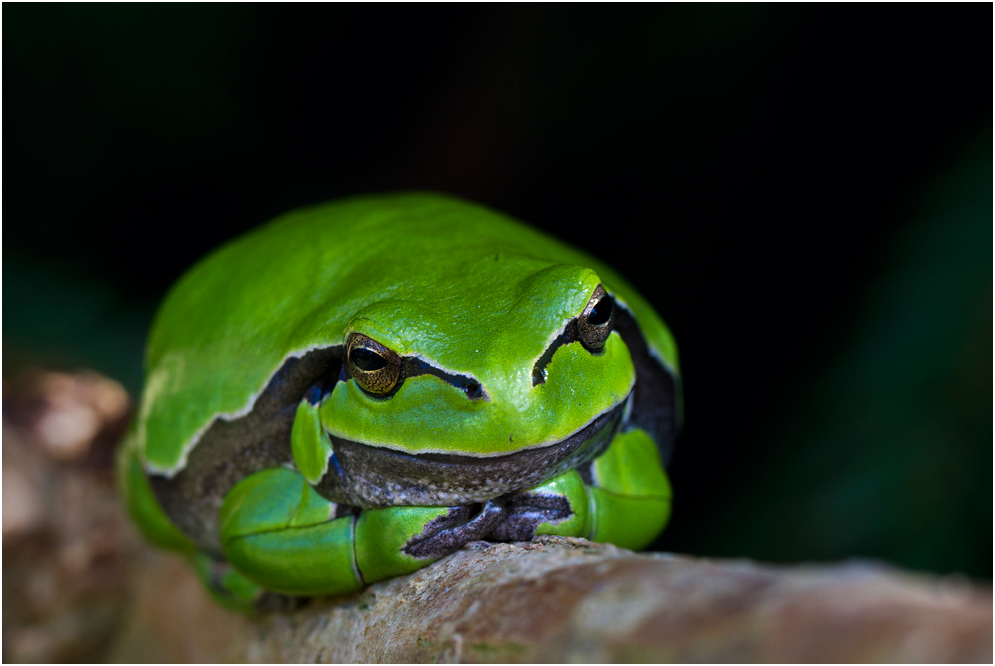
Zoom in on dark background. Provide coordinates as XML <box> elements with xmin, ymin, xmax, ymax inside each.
<box><xmin>5</xmin><ymin>5</ymin><xmax>991</xmax><ymax>578</ymax></box>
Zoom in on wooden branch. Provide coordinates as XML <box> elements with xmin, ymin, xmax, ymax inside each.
<box><xmin>106</xmin><ymin>537</ymin><xmax>991</xmax><ymax>663</ymax></box>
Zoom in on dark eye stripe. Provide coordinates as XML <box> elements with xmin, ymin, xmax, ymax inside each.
<box><xmin>531</xmin><ymin>321</ymin><xmax>577</xmax><ymax>386</ymax></box>
<box><xmin>346</xmin><ymin>332</ymin><xmax>486</xmax><ymax>400</ymax></box>
<box><xmin>405</xmin><ymin>358</ymin><xmax>488</xmax><ymax>400</ymax></box>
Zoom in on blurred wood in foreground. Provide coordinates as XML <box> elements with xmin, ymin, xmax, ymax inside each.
<box><xmin>2</xmin><ymin>368</ymin><xmax>991</xmax><ymax>663</ymax></box>
<box><xmin>3</xmin><ymin>370</ymin><xmax>133</xmax><ymax>662</ymax></box>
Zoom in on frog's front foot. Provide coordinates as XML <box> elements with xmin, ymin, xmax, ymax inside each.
<box><xmin>482</xmin><ymin>427</ymin><xmax>673</xmax><ymax>549</ymax></box>
<box><xmin>403</xmin><ymin>500</ymin><xmax>504</xmax><ymax>558</ymax></box>
<box><xmin>485</xmin><ymin>490</ymin><xmax>575</xmax><ymax>541</ymax></box>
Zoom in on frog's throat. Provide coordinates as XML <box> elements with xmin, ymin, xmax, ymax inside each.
<box><xmin>313</xmin><ymin>395</ymin><xmax>630</xmax><ymax>509</ymax></box>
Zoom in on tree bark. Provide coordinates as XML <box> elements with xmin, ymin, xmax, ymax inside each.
<box><xmin>106</xmin><ymin>536</ymin><xmax>991</xmax><ymax>663</ymax></box>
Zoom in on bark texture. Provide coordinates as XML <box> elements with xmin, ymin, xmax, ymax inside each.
<box><xmin>105</xmin><ymin>537</ymin><xmax>992</xmax><ymax>663</ymax></box>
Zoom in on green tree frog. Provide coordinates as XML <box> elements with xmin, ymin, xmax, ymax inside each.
<box><xmin>117</xmin><ymin>193</ymin><xmax>681</xmax><ymax>610</ymax></box>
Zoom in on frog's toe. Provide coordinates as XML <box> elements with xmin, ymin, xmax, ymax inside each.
<box><xmin>191</xmin><ymin>551</ymin><xmax>264</xmax><ymax>613</ymax></box>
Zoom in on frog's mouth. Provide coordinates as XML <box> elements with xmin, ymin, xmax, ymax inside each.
<box><xmin>314</xmin><ymin>395</ymin><xmax>629</xmax><ymax>509</ymax></box>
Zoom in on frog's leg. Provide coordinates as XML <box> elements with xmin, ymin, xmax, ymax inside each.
<box><xmin>490</xmin><ymin>427</ymin><xmax>672</xmax><ymax>551</ymax></box>
<box><xmin>219</xmin><ymin>466</ymin><xmax>362</xmax><ymax>596</ymax></box>
<box><xmin>115</xmin><ymin>431</ymin><xmax>265</xmax><ymax>611</ymax></box>
<box><xmin>220</xmin><ymin>466</ymin><xmax>503</xmax><ymax>596</ymax></box>
<box><xmin>583</xmin><ymin>427</ymin><xmax>672</xmax><ymax>551</ymax></box>
<box><xmin>218</xmin><ymin>398</ymin><xmax>503</xmax><ymax>597</ymax></box>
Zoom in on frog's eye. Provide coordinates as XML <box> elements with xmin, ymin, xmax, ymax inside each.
<box><xmin>347</xmin><ymin>333</ymin><xmax>403</xmax><ymax>395</ymax></box>
<box><xmin>577</xmin><ymin>284</ymin><xmax>614</xmax><ymax>351</ymax></box>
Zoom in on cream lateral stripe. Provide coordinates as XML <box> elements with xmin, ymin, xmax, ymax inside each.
<box><xmin>621</xmin><ymin>391</ymin><xmax>634</xmax><ymax>428</ymax></box>
<box><xmin>316</xmin><ymin>438</ymin><xmax>334</xmax><ymax>486</ymax></box>
<box><xmin>144</xmin><ymin>343</ymin><xmax>341</xmax><ymax>478</ymax></box>
<box><xmin>612</xmin><ymin>297</ymin><xmax>679</xmax><ymax>378</ymax></box>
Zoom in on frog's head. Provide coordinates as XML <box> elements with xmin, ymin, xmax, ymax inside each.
<box><xmin>317</xmin><ymin>254</ymin><xmax>637</xmax><ymax>507</ymax></box>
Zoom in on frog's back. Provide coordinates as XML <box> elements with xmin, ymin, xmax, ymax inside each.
<box><xmin>140</xmin><ymin>192</ymin><xmax>677</xmax><ymax>477</ymax></box>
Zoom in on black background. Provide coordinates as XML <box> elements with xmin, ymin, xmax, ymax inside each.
<box><xmin>5</xmin><ymin>5</ymin><xmax>991</xmax><ymax>577</ymax></box>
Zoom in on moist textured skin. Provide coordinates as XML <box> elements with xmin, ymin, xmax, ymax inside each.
<box><xmin>125</xmin><ymin>192</ymin><xmax>680</xmax><ymax>599</ymax></box>
<box><xmin>138</xmin><ymin>193</ymin><xmax>679</xmax><ymax>476</ymax></box>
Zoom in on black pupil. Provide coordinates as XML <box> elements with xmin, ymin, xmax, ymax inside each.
<box><xmin>351</xmin><ymin>347</ymin><xmax>387</xmax><ymax>372</ymax></box>
<box><xmin>588</xmin><ymin>297</ymin><xmax>613</xmax><ymax>326</ymax></box>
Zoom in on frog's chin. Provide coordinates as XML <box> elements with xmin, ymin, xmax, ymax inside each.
<box><xmin>315</xmin><ymin>394</ymin><xmax>631</xmax><ymax>509</ymax></box>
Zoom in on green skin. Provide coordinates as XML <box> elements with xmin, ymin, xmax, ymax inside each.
<box><xmin>118</xmin><ymin>193</ymin><xmax>680</xmax><ymax>611</ymax></box>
